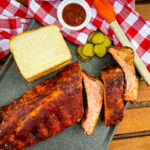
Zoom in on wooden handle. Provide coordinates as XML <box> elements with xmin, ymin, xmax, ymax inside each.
<box><xmin>110</xmin><ymin>20</ymin><xmax>150</xmax><ymax>85</ymax></box>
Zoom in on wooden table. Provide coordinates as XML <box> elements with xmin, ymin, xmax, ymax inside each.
<box><xmin>0</xmin><ymin>0</ymin><xmax>150</xmax><ymax>149</ymax></box>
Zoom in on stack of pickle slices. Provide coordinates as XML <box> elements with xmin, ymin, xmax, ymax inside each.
<box><xmin>77</xmin><ymin>31</ymin><xmax>111</xmax><ymax>62</ymax></box>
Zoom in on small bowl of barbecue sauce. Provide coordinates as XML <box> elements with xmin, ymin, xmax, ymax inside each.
<box><xmin>57</xmin><ymin>0</ymin><xmax>91</xmax><ymax>31</ymax></box>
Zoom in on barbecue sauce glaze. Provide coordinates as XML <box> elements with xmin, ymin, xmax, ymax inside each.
<box><xmin>62</xmin><ymin>3</ymin><xmax>86</xmax><ymax>27</ymax></box>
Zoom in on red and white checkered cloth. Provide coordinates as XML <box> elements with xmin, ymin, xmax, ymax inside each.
<box><xmin>0</xmin><ymin>0</ymin><xmax>32</xmax><ymax>60</ymax></box>
<box><xmin>0</xmin><ymin>0</ymin><xmax>150</xmax><ymax>71</ymax></box>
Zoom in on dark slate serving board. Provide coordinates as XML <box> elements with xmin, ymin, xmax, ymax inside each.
<box><xmin>0</xmin><ymin>18</ymin><xmax>128</xmax><ymax>150</ymax></box>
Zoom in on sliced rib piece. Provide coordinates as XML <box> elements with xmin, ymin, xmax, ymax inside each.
<box><xmin>101</xmin><ymin>66</ymin><xmax>124</xmax><ymax>127</ymax></box>
<box><xmin>81</xmin><ymin>72</ymin><xmax>104</xmax><ymax>135</ymax></box>
<box><xmin>108</xmin><ymin>46</ymin><xmax>138</xmax><ymax>103</ymax></box>
<box><xmin>0</xmin><ymin>62</ymin><xmax>83</xmax><ymax>150</ymax></box>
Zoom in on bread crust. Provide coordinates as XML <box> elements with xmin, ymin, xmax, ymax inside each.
<box><xmin>9</xmin><ymin>25</ymin><xmax>72</xmax><ymax>82</ymax></box>
<box><xmin>9</xmin><ymin>25</ymin><xmax>60</xmax><ymax>53</ymax></box>
<box><xmin>25</xmin><ymin>60</ymin><xmax>71</xmax><ymax>82</ymax></box>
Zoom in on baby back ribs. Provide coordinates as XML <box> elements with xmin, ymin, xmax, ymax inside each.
<box><xmin>101</xmin><ymin>66</ymin><xmax>124</xmax><ymax>127</ymax></box>
<box><xmin>0</xmin><ymin>62</ymin><xmax>84</xmax><ymax>150</ymax></box>
<box><xmin>81</xmin><ymin>72</ymin><xmax>104</xmax><ymax>135</ymax></box>
<box><xmin>108</xmin><ymin>46</ymin><xmax>138</xmax><ymax>103</ymax></box>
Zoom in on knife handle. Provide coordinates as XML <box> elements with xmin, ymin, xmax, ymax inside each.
<box><xmin>110</xmin><ymin>20</ymin><xmax>150</xmax><ymax>85</ymax></box>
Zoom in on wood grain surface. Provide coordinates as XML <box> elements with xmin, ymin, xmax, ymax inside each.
<box><xmin>135</xmin><ymin>4</ymin><xmax>150</xmax><ymax>20</ymax></box>
<box><xmin>137</xmin><ymin>81</ymin><xmax>150</xmax><ymax>102</ymax></box>
<box><xmin>109</xmin><ymin>136</ymin><xmax>150</xmax><ymax>150</ymax></box>
<box><xmin>116</xmin><ymin>107</ymin><xmax>150</xmax><ymax>135</ymax></box>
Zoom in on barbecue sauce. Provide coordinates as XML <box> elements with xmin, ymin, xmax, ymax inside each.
<box><xmin>62</xmin><ymin>3</ymin><xmax>86</xmax><ymax>27</ymax></box>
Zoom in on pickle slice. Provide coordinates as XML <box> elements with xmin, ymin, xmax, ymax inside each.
<box><xmin>92</xmin><ymin>32</ymin><xmax>104</xmax><ymax>44</ymax></box>
<box><xmin>77</xmin><ymin>55</ymin><xmax>91</xmax><ymax>62</ymax></box>
<box><xmin>103</xmin><ymin>35</ymin><xmax>111</xmax><ymax>47</ymax></box>
<box><xmin>94</xmin><ymin>44</ymin><xmax>107</xmax><ymax>58</ymax></box>
<box><xmin>77</xmin><ymin>46</ymin><xmax>90</xmax><ymax>60</ymax></box>
<box><xmin>88</xmin><ymin>31</ymin><xmax>97</xmax><ymax>43</ymax></box>
<box><xmin>82</xmin><ymin>43</ymin><xmax>94</xmax><ymax>57</ymax></box>
<box><xmin>77</xmin><ymin>46</ymin><xmax>83</xmax><ymax>55</ymax></box>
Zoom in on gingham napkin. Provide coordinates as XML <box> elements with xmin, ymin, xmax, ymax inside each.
<box><xmin>0</xmin><ymin>0</ymin><xmax>150</xmax><ymax>71</ymax></box>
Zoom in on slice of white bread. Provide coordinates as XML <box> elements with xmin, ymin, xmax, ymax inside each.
<box><xmin>9</xmin><ymin>25</ymin><xmax>72</xmax><ymax>82</ymax></box>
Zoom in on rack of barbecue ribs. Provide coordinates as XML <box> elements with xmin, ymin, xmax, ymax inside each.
<box><xmin>81</xmin><ymin>72</ymin><xmax>104</xmax><ymax>135</ymax></box>
<box><xmin>108</xmin><ymin>46</ymin><xmax>138</xmax><ymax>103</ymax></box>
<box><xmin>101</xmin><ymin>66</ymin><xmax>124</xmax><ymax>127</ymax></box>
<box><xmin>0</xmin><ymin>62</ymin><xmax>84</xmax><ymax>150</ymax></box>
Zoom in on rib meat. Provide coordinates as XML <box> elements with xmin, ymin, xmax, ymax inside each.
<box><xmin>0</xmin><ymin>62</ymin><xmax>84</xmax><ymax>150</ymax></box>
<box><xmin>108</xmin><ymin>46</ymin><xmax>138</xmax><ymax>103</ymax></box>
<box><xmin>101</xmin><ymin>66</ymin><xmax>124</xmax><ymax>127</ymax></box>
<box><xmin>81</xmin><ymin>72</ymin><xmax>104</xmax><ymax>135</ymax></box>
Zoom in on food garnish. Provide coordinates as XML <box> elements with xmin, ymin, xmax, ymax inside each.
<box><xmin>77</xmin><ymin>46</ymin><xmax>91</xmax><ymax>62</ymax></box>
<box><xmin>94</xmin><ymin>44</ymin><xmax>107</xmax><ymax>58</ymax></box>
<box><xmin>77</xmin><ymin>31</ymin><xmax>111</xmax><ymax>62</ymax></box>
<box><xmin>103</xmin><ymin>35</ymin><xmax>111</xmax><ymax>47</ymax></box>
<box><xmin>87</xmin><ymin>31</ymin><xmax>97</xmax><ymax>43</ymax></box>
<box><xmin>92</xmin><ymin>32</ymin><xmax>104</xmax><ymax>44</ymax></box>
<box><xmin>77</xmin><ymin>46</ymin><xmax>90</xmax><ymax>61</ymax></box>
<box><xmin>77</xmin><ymin>55</ymin><xmax>91</xmax><ymax>62</ymax></box>
<box><xmin>82</xmin><ymin>43</ymin><xmax>94</xmax><ymax>57</ymax></box>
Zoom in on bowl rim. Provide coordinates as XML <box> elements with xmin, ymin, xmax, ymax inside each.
<box><xmin>57</xmin><ymin>0</ymin><xmax>91</xmax><ymax>31</ymax></box>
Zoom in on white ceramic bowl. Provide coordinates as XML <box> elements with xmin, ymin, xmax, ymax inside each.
<box><xmin>57</xmin><ymin>0</ymin><xmax>91</xmax><ymax>31</ymax></box>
